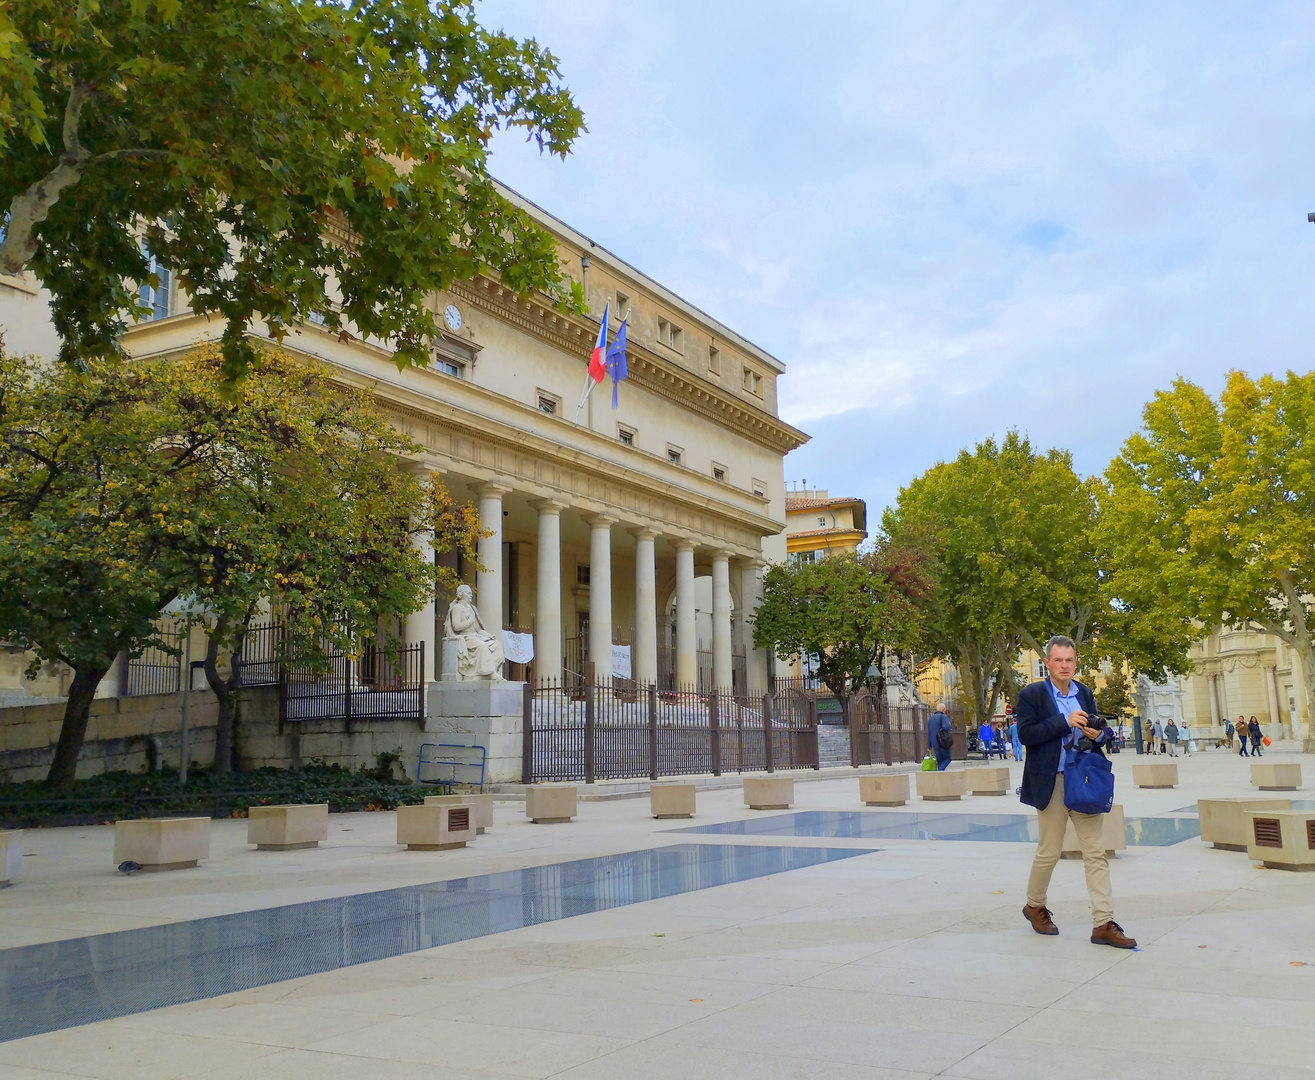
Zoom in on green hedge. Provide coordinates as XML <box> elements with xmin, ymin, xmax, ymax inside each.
<box><xmin>0</xmin><ymin>763</ymin><xmax>452</xmax><ymax>828</ymax></box>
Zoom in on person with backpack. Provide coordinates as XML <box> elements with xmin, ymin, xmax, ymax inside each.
<box><xmin>1018</xmin><ymin>635</ymin><xmax>1135</xmax><ymax>949</ymax></box>
<box><xmin>928</xmin><ymin>702</ymin><xmax>954</xmax><ymax>771</ymax></box>
<box><xmin>1223</xmin><ymin>718</ymin><xmax>1234</xmax><ymax>750</ymax></box>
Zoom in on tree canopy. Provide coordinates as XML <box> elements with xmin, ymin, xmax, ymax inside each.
<box><xmin>753</xmin><ymin>539</ymin><xmax>937</xmax><ymax>715</ymax></box>
<box><xmin>0</xmin><ymin>0</ymin><xmax>585</xmax><ymax>382</ymax></box>
<box><xmin>883</xmin><ymin>431</ymin><xmax>1100</xmax><ymax>724</ymax></box>
<box><xmin>1101</xmin><ymin>370</ymin><xmax>1315</xmax><ymax>734</ymax></box>
<box><xmin>0</xmin><ymin>344</ymin><xmax>479</xmax><ymax>789</ymax></box>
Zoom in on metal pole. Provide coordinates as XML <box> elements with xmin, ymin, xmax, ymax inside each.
<box><xmin>584</xmin><ymin>664</ymin><xmax>596</xmax><ymax>784</ymax></box>
<box><xmin>648</xmin><ymin>682</ymin><xmax>659</xmax><ymax>781</ymax></box>
<box><xmin>762</xmin><ymin>692</ymin><xmax>774</xmax><ymax>773</ymax></box>
<box><xmin>178</xmin><ymin>627</ymin><xmax>192</xmax><ymax>785</ymax></box>
<box><xmin>709</xmin><ymin>689</ymin><xmax>722</xmax><ymax>777</ymax></box>
<box><xmin>522</xmin><ymin>680</ymin><xmax>534</xmax><ymax>782</ymax></box>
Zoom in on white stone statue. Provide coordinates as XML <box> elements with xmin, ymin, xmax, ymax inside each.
<box><xmin>443</xmin><ymin>584</ymin><xmax>504</xmax><ymax>681</ymax></box>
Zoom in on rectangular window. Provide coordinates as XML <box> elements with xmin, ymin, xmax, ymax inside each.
<box><xmin>818</xmin><ymin>516</ymin><xmax>827</xmax><ymax>527</ymax></box>
<box><xmin>657</xmin><ymin>317</ymin><xmax>669</xmax><ymax>344</ymax></box>
<box><xmin>138</xmin><ymin>247</ymin><xmax>171</xmax><ymax>321</ymax></box>
<box><xmin>576</xmin><ymin>564</ymin><xmax>590</xmax><ymax>587</ymax></box>
<box><xmin>712</xmin><ymin>463</ymin><xmax>728</xmax><ymax>483</ymax></box>
<box><xmin>536</xmin><ymin>390</ymin><xmax>561</xmax><ymax>416</ymax></box>
<box><xmin>618</xmin><ymin>424</ymin><xmax>636</xmax><ymax>446</ymax></box>
<box><xmin>656</xmin><ymin>317</ymin><xmax>683</xmax><ymax>352</ymax></box>
<box><xmin>435</xmin><ymin>358</ymin><xmax>462</xmax><ymax>378</ymax></box>
<box><xmin>708</xmin><ymin>345</ymin><xmax>721</xmax><ymax>375</ymax></box>
<box><xmin>616</xmin><ymin>291</ymin><xmax>630</xmax><ymax>319</ymax></box>
<box><xmin>666</xmin><ymin>444</ymin><xmax>683</xmax><ymax>466</ymax></box>
<box><xmin>308</xmin><ymin>309</ymin><xmax>328</xmax><ymax>327</ymax></box>
<box><xmin>670</xmin><ymin>325</ymin><xmax>683</xmax><ymax>352</ymax></box>
<box><xmin>742</xmin><ymin>367</ymin><xmax>763</xmax><ymax>395</ymax></box>
<box><xmin>752</xmin><ymin>478</ymin><xmax>767</xmax><ymax>498</ymax></box>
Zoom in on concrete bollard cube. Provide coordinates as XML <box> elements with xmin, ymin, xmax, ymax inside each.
<box><xmin>425</xmin><ymin>793</ymin><xmax>494</xmax><ymax>833</ymax></box>
<box><xmin>397</xmin><ymin>803</ymin><xmax>474</xmax><ymax>850</ymax></box>
<box><xmin>114</xmin><ymin>817</ymin><xmax>210</xmax><ymax>872</ymax></box>
<box><xmin>1062</xmin><ymin>804</ymin><xmax>1126</xmax><ymax>858</ymax></box>
<box><xmin>526</xmin><ymin>785</ymin><xmax>578</xmax><ymax>824</ymax></box>
<box><xmin>247</xmin><ymin>804</ymin><xmax>329</xmax><ymax>851</ymax></box>
<box><xmin>1199</xmin><ymin>798</ymin><xmax>1292</xmax><ymax>851</ymax></box>
<box><xmin>965</xmin><ymin>766</ymin><xmax>1010</xmax><ymax>796</ymax></box>
<box><xmin>744</xmin><ymin>776</ymin><xmax>794</xmax><ymax>810</ymax></box>
<box><xmin>651</xmin><ymin>783</ymin><xmax>697</xmax><ymax>819</ymax></box>
<box><xmin>1</xmin><ymin>830</ymin><xmax>21</xmax><ymax>887</ymax></box>
<box><xmin>1132</xmin><ymin>762</ymin><xmax>1179</xmax><ymax>789</ymax></box>
<box><xmin>859</xmin><ymin>774</ymin><xmax>909</xmax><ymax>807</ymax></box>
<box><xmin>1251</xmin><ymin>763</ymin><xmax>1302</xmax><ymax>791</ymax></box>
<box><xmin>1243</xmin><ymin>808</ymin><xmax>1315</xmax><ymax>871</ymax></box>
<box><xmin>916</xmin><ymin>770</ymin><xmax>967</xmax><ymax>801</ymax></box>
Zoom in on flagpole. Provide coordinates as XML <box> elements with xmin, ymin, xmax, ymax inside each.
<box><xmin>573</xmin><ymin>372</ymin><xmax>596</xmax><ymax>425</ymax></box>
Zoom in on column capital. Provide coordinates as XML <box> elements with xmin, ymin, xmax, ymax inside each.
<box><xmin>630</xmin><ymin>527</ymin><xmax>659</xmax><ymax>542</ymax></box>
<box><xmin>475</xmin><ymin>481</ymin><xmax>512</xmax><ymax>498</ymax></box>
<box><xmin>401</xmin><ymin>459</ymin><xmax>444</xmax><ymax>477</ymax></box>
<box><xmin>531</xmin><ymin>497</ymin><xmax>569</xmax><ymax>514</ymax></box>
<box><xmin>584</xmin><ymin>512</ymin><xmax>618</xmax><ymax>528</ymax></box>
<box><xmin>674</xmin><ymin>538</ymin><xmax>697</xmax><ymax>553</ymax></box>
<box><xmin>711</xmin><ymin>549</ymin><xmax>733</xmax><ymax>563</ymax></box>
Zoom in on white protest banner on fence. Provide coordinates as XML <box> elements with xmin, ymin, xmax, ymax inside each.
<box><xmin>611</xmin><ymin>643</ymin><xmax>632</xmax><ymax>679</ymax></box>
<box><xmin>502</xmin><ymin>631</ymin><xmax>534</xmax><ymax>665</ymax></box>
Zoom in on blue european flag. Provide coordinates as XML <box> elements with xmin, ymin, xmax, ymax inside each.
<box><xmin>605</xmin><ymin>316</ymin><xmax>628</xmax><ymax>408</ymax></box>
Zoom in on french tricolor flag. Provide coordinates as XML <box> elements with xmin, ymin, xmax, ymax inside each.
<box><xmin>588</xmin><ymin>301</ymin><xmax>610</xmax><ymax>383</ymax></box>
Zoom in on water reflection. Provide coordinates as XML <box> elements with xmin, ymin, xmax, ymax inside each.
<box><xmin>0</xmin><ymin>843</ymin><xmax>873</xmax><ymax>1043</ymax></box>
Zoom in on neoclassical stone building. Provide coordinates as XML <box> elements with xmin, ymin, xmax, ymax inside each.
<box><xmin>0</xmin><ymin>185</ymin><xmax>807</xmax><ymax>722</ymax></box>
<box><xmin>1178</xmin><ymin>626</ymin><xmax>1309</xmax><ymax>745</ymax></box>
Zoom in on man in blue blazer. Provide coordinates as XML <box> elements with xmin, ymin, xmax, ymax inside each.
<box><xmin>1017</xmin><ymin>635</ymin><xmax>1135</xmax><ymax>949</ymax></box>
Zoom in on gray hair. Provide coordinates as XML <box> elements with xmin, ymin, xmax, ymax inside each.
<box><xmin>1044</xmin><ymin>635</ymin><xmax>1076</xmax><ymax>658</ymax></box>
<box><xmin>935</xmin><ymin>701</ymin><xmax>946</xmax><ymax>711</ymax></box>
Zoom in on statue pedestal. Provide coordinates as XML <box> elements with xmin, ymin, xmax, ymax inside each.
<box><xmin>426</xmin><ymin>681</ymin><xmax>524</xmax><ymax>784</ymax></box>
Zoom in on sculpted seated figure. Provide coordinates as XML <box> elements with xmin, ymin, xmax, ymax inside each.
<box><xmin>443</xmin><ymin>584</ymin><xmax>504</xmax><ymax>681</ymax></box>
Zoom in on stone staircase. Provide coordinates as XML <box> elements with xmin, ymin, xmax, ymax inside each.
<box><xmin>818</xmin><ymin>726</ymin><xmax>852</xmax><ymax>768</ymax></box>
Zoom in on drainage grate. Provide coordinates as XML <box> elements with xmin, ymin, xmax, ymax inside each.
<box><xmin>1253</xmin><ymin>817</ymin><xmax>1282</xmax><ymax>848</ymax></box>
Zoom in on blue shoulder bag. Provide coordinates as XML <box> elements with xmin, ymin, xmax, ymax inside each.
<box><xmin>1063</xmin><ymin>744</ymin><xmax>1115</xmax><ymax>815</ymax></box>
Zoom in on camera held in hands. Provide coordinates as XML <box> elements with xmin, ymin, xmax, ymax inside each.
<box><xmin>1075</xmin><ymin>712</ymin><xmax>1108</xmax><ymax>752</ymax></box>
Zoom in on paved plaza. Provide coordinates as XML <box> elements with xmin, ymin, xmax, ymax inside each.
<box><xmin>2</xmin><ymin>745</ymin><xmax>1313</xmax><ymax>1079</ymax></box>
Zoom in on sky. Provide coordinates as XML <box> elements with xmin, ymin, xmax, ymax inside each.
<box><xmin>479</xmin><ymin>0</ymin><xmax>1315</xmax><ymax>518</ymax></box>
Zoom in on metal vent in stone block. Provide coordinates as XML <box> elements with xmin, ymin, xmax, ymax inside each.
<box><xmin>1253</xmin><ymin>817</ymin><xmax>1282</xmax><ymax>848</ymax></box>
<box><xmin>449</xmin><ymin>807</ymin><xmax>471</xmax><ymax>831</ymax></box>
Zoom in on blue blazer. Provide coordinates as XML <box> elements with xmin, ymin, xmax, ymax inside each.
<box><xmin>1015</xmin><ymin>678</ymin><xmax>1099</xmax><ymax>810</ymax></box>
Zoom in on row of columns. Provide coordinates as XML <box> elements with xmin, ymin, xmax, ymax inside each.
<box><xmin>408</xmin><ymin>474</ymin><xmax>768</xmax><ymax>692</ymax></box>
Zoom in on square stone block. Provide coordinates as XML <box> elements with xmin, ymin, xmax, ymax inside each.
<box><xmin>859</xmin><ymin>774</ymin><xmax>909</xmax><ymax>806</ymax></box>
<box><xmin>965</xmin><ymin>766</ymin><xmax>1010</xmax><ymax>795</ymax></box>
<box><xmin>526</xmin><ymin>785</ymin><xmax>577</xmax><ymax>823</ymax></box>
<box><xmin>651</xmin><ymin>783</ymin><xmax>696</xmax><ymax>818</ymax></box>
<box><xmin>0</xmin><ymin>830</ymin><xmax>21</xmax><ymax>887</ymax></box>
<box><xmin>247</xmin><ymin>804</ymin><xmax>329</xmax><ymax>851</ymax></box>
<box><xmin>114</xmin><ymin>817</ymin><xmax>210</xmax><ymax>871</ymax></box>
<box><xmin>1251</xmin><ymin>762</ymin><xmax>1302</xmax><ymax>791</ymax></box>
<box><xmin>743</xmin><ymin>776</ymin><xmax>794</xmax><ymax>810</ymax></box>
<box><xmin>424</xmin><ymin>793</ymin><xmax>494</xmax><ymax>833</ymax></box>
<box><xmin>396</xmin><ymin>803</ymin><xmax>474</xmax><ymax>849</ymax></box>
<box><xmin>1199</xmin><ymin>798</ymin><xmax>1292</xmax><ymax>851</ymax></box>
<box><xmin>1243</xmin><ymin>809</ymin><xmax>1315</xmax><ymax>871</ymax></box>
<box><xmin>1062</xmin><ymin>804</ymin><xmax>1126</xmax><ymax>858</ymax></box>
<box><xmin>1132</xmin><ymin>762</ymin><xmax>1178</xmax><ymax>788</ymax></box>
<box><xmin>916</xmin><ymin>770</ymin><xmax>967</xmax><ymax>801</ymax></box>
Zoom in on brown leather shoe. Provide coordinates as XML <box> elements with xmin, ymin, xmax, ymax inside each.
<box><xmin>1090</xmin><ymin>920</ymin><xmax>1137</xmax><ymax>949</ymax></box>
<box><xmin>1023</xmin><ymin>904</ymin><xmax>1059</xmax><ymax>935</ymax></box>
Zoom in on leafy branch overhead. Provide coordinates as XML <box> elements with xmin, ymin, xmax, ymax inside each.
<box><xmin>0</xmin><ymin>0</ymin><xmax>587</xmax><ymax>382</ymax></box>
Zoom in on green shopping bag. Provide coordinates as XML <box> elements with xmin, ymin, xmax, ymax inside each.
<box><xmin>921</xmin><ymin>753</ymin><xmax>937</xmax><ymax>771</ymax></box>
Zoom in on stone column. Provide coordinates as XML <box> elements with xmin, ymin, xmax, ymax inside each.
<box><xmin>632</xmin><ymin>529</ymin><xmax>659</xmax><ymax>686</ymax></box>
<box><xmin>739</xmin><ymin>557</ymin><xmax>767</xmax><ymax>694</ymax></box>
<box><xmin>403</xmin><ymin>464</ymin><xmax>439</xmax><ymax>685</ymax></box>
<box><xmin>711</xmin><ymin>551</ymin><xmax>733</xmax><ymax>692</ymax></box>
<box><xmin>534</xmin><ymin>499</ymin><xmax>566</xmax><ymax>685</ymax></box>
<box><xmin>476</xmin><ymin>483</ymin><xmax>509</xmax><ymax>637</ymax></box>
<box><xmin>675</xmin><ymin>541</ymin><xmax>697</xmax><ymax>688</ymax></box>
<box><xmin>1265</xmin><ymin>665</ymin><xmax>1283</xmax><ymax>736</ymax></box>
<box><xmin>587</xmin><ymin>514</ymin><xmax>615</xmax><ymax>681</ymax></box>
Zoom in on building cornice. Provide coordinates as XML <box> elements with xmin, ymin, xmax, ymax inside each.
<box><xmin>450</xmin><ymin>276</ymin><xmax>809</xmax><ymax>456</ymax></box>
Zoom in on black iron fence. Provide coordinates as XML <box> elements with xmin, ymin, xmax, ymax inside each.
<box><xmin>522</xmin><ymin>680</ymin><xmax>819</xmax><ymax>784</ymax></box>
<box><xmin>281</xmin><ymin>641</ymin><xmax>425</xmax><ymax>727</ymax></box>
<box><xmin>118</xmin><ymin>622</ymin><xmax>186</xmax><ymax>697</ymax></box>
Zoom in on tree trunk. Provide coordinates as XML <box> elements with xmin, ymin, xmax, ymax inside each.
<box><xmin>1293</xmin><ymin>639</ymin><xmax>1315</xmax><ymax>752</ymax></box>
<box><xmin>204</xmin><ymin>635</ymin><xmax>234</xmax><ymax>776</ymax></box>
<box><xmin>44</xmin><ymin>664</ymin><xmax>109</xmax><ymax>792</ymax></box>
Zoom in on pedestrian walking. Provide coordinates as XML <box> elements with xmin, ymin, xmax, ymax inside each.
<box><xmin>1181</xmin><ymin>720</ymin><xmax>1192</xmax><ymax>755</ymax></box>
<box><xmin>1237</xmin><ymin>715</ymin><xmax>1249</xmax><ymax>757</ymax></box>
<box><xmin>1151</xmin><ymin>719</ymin><xmax>1164</xmax><ymax>755</ymax></box>
<box><xmin>978</xmin><ymin>720</ymin><xmax>994</xmax><ymax>761</ymax></box>
<box><xmin>1011</xmin><ymin>719</ymin><xmax>1023</xmax><ymax>762</ymax></box>
<box><xmin>928</xmin><ymin>702</ymin><xmax>953</xmax><ymax>771</ymax></box>
<box><xmin>1223</xmin><ymin>719</ymin><xmax>1234</xmax><ymax>749</ymax></box>
<box><xmin>1165</xmin><ymin>719</ymin><xmax>1179</xmax><ymax>757</ymax></box>
<box><xmin>1249</xmin><ymin>716</ymin><xmax>1263</xmax><ymax>757</ymax></box>
<box><xmin>1018</xmin><ymin>635</ymin><xmax>1135</xmax><ymax>949</ymax></box>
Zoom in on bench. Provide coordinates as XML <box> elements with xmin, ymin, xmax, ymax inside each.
<box><xmin>743</xmin><ymin>776</ymin><xmax>794</xmax><ymax>810</ymax></box>
<box><xmin>916</xmin><ymin>770</ymin><xmax>967</xmax><ymax>801</ymax></box>
<box><xmin>247</xmin><ymin>804</ymin><xmax>328</xmax><ymax>851</ymax></box>
<box><xmin>1199</xmin><ymin>798</ymin><xmax>1291</xmax><ymax>851</ymax></box>
<box><xmin>114</xmin><ymin>817</ymin><xmax>210</xmax><ymax>871</ymax></box>
<box><xmin>1243</xmin><ymin>808</ymin><xmax>1315</xmax><ymax>871</ymax></box>
<box><xmin>1132</xmin><ymin>762</ymin><xmax>1178</xmax><ymax>789</ymax></box>
<box><xmin>0</xmin><ymin>830</ymin><xmax>21</xmax><ymax>887</ymax></box>
<box><xmin>965</xmin><ymin>766</ymin><xmax>1010</xmax><ymax>796</ymax></box>
<box><xmin>424</xmin><ymin>793</ymin><xmax>494</xmax><ymax>833</ymax></box>
<box><xmin>397</xmin><ymin>803</ymin><xmax>474</xmax><ymax>850</ymax></box>
<box><xmin>525</xmin><ymin>785</ymin><xmax>578</xmax><ymax>824</ymax></box>
<box><xmin>859</xmin><ymin>774</ymin><xmax>909</xmax><ymax>807</ymax></box>
<box><xmin>650</xmin><ymin>783</ymin><xmax>696</xmax><ymax>819</ymax></box>
<box><xmin>1251</xmin><ymin>763</ymin><xmax>1302</xmax><ymax>791</ymax></box>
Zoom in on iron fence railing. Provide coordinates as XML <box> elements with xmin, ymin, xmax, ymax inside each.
<box><xmin>522</xmin><ymin>680</ymin><xmax>819</xmax><ymax>784</ymax></box>
<box><xmin>119</xmin><ymin>622</ymin><xmax>186</xmax><ymax>697</ymax></box>
<box><xmin>281</xmin><ymin>641</ymin><xmax>425</xmax><ymax>727</ymax></box>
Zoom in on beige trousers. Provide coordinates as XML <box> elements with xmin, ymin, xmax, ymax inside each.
<box><xmin>1026</xmin><ymin>773</ymin><xmax>1114</xmax><ymax>927</ymax></box>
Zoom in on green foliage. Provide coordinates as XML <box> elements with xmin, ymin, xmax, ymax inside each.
<box><xmin>0</xmin><ymin>0</ymin><xmax>586</xmax><ymax>382</ymax></box>
<box><xmin>1092</xmin><ymin>664</ymin><xmax>1134</xmax><ymax>718</ymax></box>
<box><xmin>753</xmin><ymin>538</ymin><xmax>936</xmax><ymax>709</ymax></box>
<box><xmin>0</xmin><ymin>344</ymin><xmax>481</xmax><ymax>788</ymax></box>
<box><xmin>0</xmin><ymin>764</ymin><xmax>444</xmax><ymax>828</ymax></box>
<box><xmin>1101</xmin><ymin>370</ymin><xmax>1315</xmax><ymax>716</ymax></box>
<box><xmin>884</xmin><ymin>431</ymin><xmax>1100</xmax><ymax>724</ymax></box>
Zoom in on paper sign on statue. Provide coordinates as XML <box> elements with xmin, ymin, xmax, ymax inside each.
<box><xmin>611</xmin><ymin>644</ymin><xmax>632</xmax><ymax>679</ymax></box>
<box><xmin>502</xmin><ymin>631</ymin><xmax>534</xmax><ymax>665</ymax></box>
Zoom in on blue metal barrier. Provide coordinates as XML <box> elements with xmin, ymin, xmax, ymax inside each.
<box><xmin>418</xmin><ymin>743</ymin><xmax>486</xmax><ymax>791</ymax></box>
